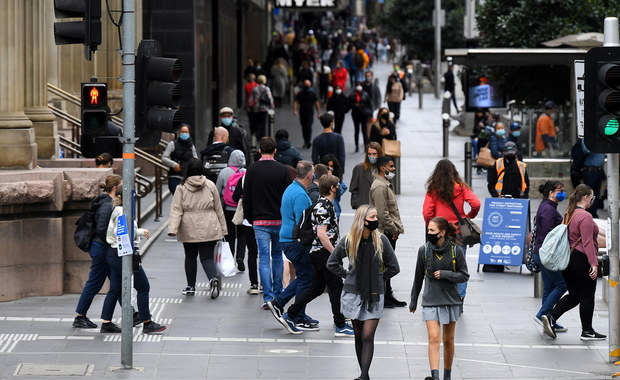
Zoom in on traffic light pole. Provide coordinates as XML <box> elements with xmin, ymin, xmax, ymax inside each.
<box><xmin>604</xmin><ymin>17</ymin><xmax>620</xmax><ymax>364</ymax></box>
<box><xmin>120</xmin><ymin>0</ymin><xmax>136</xmax><ymax>369</ymax></box>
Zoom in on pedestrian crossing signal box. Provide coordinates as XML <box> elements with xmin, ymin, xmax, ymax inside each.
<box><xmin>81</xmin><ymin>82</ymin><xmax>108</xmax><ymax>136</ymax></box>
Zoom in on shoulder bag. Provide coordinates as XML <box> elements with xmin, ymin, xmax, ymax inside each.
<box><xmin>476</xmin><ymin>144</ymin><xmax>495</xmax><ymax>168</ymax></box>
<box><xmin>382</xmin><ymin>138</ymin><xmax>401</xmax><ymax>158</ymax></box>
<box><xmin>448</xmin><ymin>199</ymin><xmax>481</xmax><ymax>247</ymax></box>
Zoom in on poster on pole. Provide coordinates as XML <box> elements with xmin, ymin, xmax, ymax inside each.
<box><xmin>116</xmin><ymin>214</ymin><xmax>133</xmax><ymax>257</ymax></box>
<box><xmin>478</xmin><ymin>198</ymin><xmax>529</xmax><ymax>267</ymax></box>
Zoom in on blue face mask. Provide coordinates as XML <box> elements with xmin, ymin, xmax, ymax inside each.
<box><xmin>221</xmin><ymin>117</ymin><xmax>233</xmax><ymax>126</ymax></box>
<box><xmin>496</xmin><ymin>129</ymin><xmax>506</xmax><ymax>136</ymax></box>
<box><xmin>179</xmin><ymin>133</ymin><xmax>190</xmax><ymax>141</ymax></box>
<box><xmin>512</xmin><ymin>131</ymin><xmax>521</xmax><ymax>137</ymax></box>
<box><xmin>368</xmin><ymin>156</ymin><xmax>377</xmax><ymax>164</ymax></box>
<box><xmin>555</xmin><ymin>191</ymin><xmax>566</xmax><ymax>202</ymax></box>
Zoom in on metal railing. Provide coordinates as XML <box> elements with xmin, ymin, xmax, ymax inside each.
<box><xmin>48</xmin><ymin>83</ymin><xmax>168</xmax><ymax>224</ymax></box>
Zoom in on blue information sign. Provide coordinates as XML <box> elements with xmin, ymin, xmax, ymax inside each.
<box><xmin>478</xmin><ymin>198</ymin><xmax>529</xmax><ymax>266</ymax></box>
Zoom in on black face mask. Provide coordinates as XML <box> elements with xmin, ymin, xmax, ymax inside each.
<box><xmin>505</xmin><ymin>155</ymin><xmax>516</xmax><ymax>163</ymax></box>
<box><xmin>381</xmin><ymin>114</ymin><xmax>389</xmax><ymax>121</ymax></box>
<box><xmin>365</xmin><ymin>219</ymin><xmax>379</xmax><ymax>231</ymax></box>
<box><xmin>426</xmin><ymin>232</ymin><xmax>441</xmax><ymax>244</ymax></box>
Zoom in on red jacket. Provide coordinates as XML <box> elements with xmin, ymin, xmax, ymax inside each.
<box><xmin>422</xmin><ymin>184</ymin><xmax>481</xmax><ymax>232</ymax></box>
<box><xmin>331</xmin><ymin>67</ymin><xmax>348</xmax><ymax>90</ymax></box>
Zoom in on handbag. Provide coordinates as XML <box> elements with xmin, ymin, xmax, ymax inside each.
<box><xmin>382</xmin><ymin>138</ymin><xmax>401</xmax><ymax>158</ymax></box>
<box><xmin>524</xmin><ymin>216</ymin><xmax>541</xmax><ymax>273</ymax></box>
<box><xmin>448</xmin><ymin>200</ymin><xmax>481</xmax><ymax>247</ymax></box>
<box><xmin>476</xmin><ymin>145</ymin><xmax>495</xmax><ymax>168</ymax></box>
<box><xmin>132</xmin><ymin>248</ymin><xmax>142</xmax><ymax>273</ymax></box>
<box><xmin>231</xmin><ymin>176</ymin><xmax>245</xmax><ymax>226</ymax></box>
<box><xmin>215</xmin><ymin>239</ymin><xmax>237</xmax><ymax>277</ymax></box>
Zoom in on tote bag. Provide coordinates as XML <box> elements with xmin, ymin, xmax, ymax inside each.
<box><xmin>382</xmin><ymin>139</ymin><xmax>401</xmax><ymax>158</ymax></box>
<box><xmin>476</xmin><ymin>145</ymin><xmax>495</xmax><ymax>168</ymax></box>
<box><xmin>215</xmin><ymin>239</ymin><xmax>237</xmax><ymax>277</ymax></box>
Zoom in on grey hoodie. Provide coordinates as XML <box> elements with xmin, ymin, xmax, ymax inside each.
<box><xmin>216</xmin><ymin>150</ymin><xmax>247</xmax><ymax>211</ymax></box>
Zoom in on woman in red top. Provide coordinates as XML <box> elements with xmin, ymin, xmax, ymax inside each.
<box><xmin>331</xmin><ymin>60</ymin><xmax>348</xmax><ymax>91</ymax></box>
<box><xmin>422</xmin><ymin>159</ymin><xmax>480</xmax><ymax>303</ymax></box>
<box><xmin>542</xmin><ymin>184</ymin><xmax>606</xmax><ymax>341</ymax></box>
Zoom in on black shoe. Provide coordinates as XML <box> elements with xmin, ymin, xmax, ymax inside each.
<box><xmin>385</xmin><ymin>295</ymin><xmax>407</xmax><ymax>308</ymax></box>
<box><xmin>133</xmin><ymin>311</ymin><xmax>142</xmax><ymax>327</ymax></box>
<box><xmin>581</xmin><ymin>330</ymin><xmax>606</xmax><ymax>341</ymax></box>
<box><xmin>266</xmin><ymin>300</ymin><xmax>283</xmax><ymax>320</ymax></box>
<box><xmin>143</xmin><ymin>321</ymin><xmax>167</xmax><ymax>334</ymax></box>
<box><xmin>73</xmin><ymin>316</ymin><xmax>97</xmax><ymax>329</ymax></box>
<box><xmin>236</xmin><ymin>260</ymin><xmax>245</xmax><ymax>272</ymax></box>
<box><xmin>100</xmin><ymin>322</ymin><xmax>121</xmax><ymax>333</ymax></box>
<box><xmin>541</xmin><ymin>314</ymin><xmax>557</xmax><ymax>339</ymax></box>
<box><xmin>210</xmin><ymin>277</ymin><xmax>221</xmax><ymax>299</ymax></box>
<box><xmin>182</xmin><ymin>286</ymin><xmax>196</xmax><ymax>295</ymax></box>
<box><xmin>355</xmin><ymin>146</ymin><xmax>359</xmax><ymax>153</ymax></box>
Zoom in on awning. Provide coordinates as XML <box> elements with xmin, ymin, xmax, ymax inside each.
<box><xmin>444</xmin><ymin>48</ymin><xmax>588</xmax><ymax>66</ymax></box>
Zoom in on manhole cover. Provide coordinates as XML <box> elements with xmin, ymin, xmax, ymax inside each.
<box><xmin>15</xmin><ymin>363</ymin><xmax>94</xmax><ymax>376</ymax></box>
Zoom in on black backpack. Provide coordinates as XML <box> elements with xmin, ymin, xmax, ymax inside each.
<box><xmin>294</xmin><ymin>203</ymin><xmax>316</xmax><ymax>246</ymax></box>
<box><xmin>74</xmin><ymin>210</ymin><xmax>96</xmax><ymax>252</ymax></box>
<box><xmin>258</xmin><ymin>88</ymin><xmax>271</xmax><ymax>107</ymax></box>
<box><xmin>203</xmin><ymin>149</ymin><xmax>230</xmax><ymax>183</ymax></box>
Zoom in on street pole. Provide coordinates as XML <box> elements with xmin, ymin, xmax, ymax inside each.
<box><xmin>442</xmin><ymin>113</ymin><xmax>450</xmax><ymax>158</ymax></box>
<box><xmin>604</xmin><ymin>17</ymin><xmax>620</xmax><ymax>364</ymax></box>
<box><xmin>120</xmin><ymin>0</ymin><xmax>136</xmax><ymax>369</ymax></box>
<box><xmin>464</xmin><ymin>141</ymin><xmax>472</xmax><ymax>187</ymax></box>
<box><xmin>434</xmin><ymin>0</ymin><xmax>441</xmax><ymax>99</ymax></box>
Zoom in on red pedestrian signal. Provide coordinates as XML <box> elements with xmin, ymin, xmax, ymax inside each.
<box><xmin>81</xmin><ymin>82</ymin><xmax>108</xmax><ymax>136</ymax></box>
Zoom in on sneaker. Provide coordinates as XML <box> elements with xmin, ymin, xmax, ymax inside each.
<box><xmin>133</xmin><ymin>311</ymin><xmax>142</xmax><ymax>327</ymax></box>
<box><xmin>541</xmin><ymin>315</ymin><xmax>557</xmax><ymax>339</ymax></box>
<box><xmin>554</xmin><ymin>323</ymin><xmax>568</xmax><ymax>333</ymax></box>
<box><xmin>236</xmin><ymin>260</ymin><xmax>245</xmax><ymax>272</ymax></box>
<box><xmin>580</xmin><ymin>330</ymin><xmax>606</xmax><ymax>341</ymax></box>
<box><xmin>73</xmin><ymin>316</ymin><xmax>97</xmax><ymax>329</ymax></box>
<box><xmin>100</xmin><ymin>322</ymin><xmax>121</xmax><ymax>333</ymax></box>
<box><xmin>247</xmin><ymin>284</ymin><xmax>260</xmax><ymax>295</ymax></box>
<box><xmin>182</xmin><ymin>286</ymin><xmax>195</xmax><ymax>295</ymax></box>
<box><xmin>334</xmin><ymin>323</ymin><xmax>355</xmax><ymax>337</ymax></box>
<box><xmin>210</xmin><ymin>277</ymin><xmax>221</xmax><ymax>299</ymax></box>
<box><xmin>266</xmin><ymin>300</ymin><xmax>283</xmax><ymax>320</ymax></box>
<box><xmin>296</xmin><ymin>321</ymin><xmax>320</xmax><ymax>331</ymax></box>
<box><xmin>142</xmin><ymin>321</ymin><xmax>167</xmax><ymax>334</ymax></box>
<box><xmin>278</xmin><ymin>313</ymin><xmax>302</xmax><ymax>335</ymax></box>
<box><xmin>533</xmin><ymin>316</ymin><xmax>543</xmax><ymax>327</ymax></box>
<box><xmin>298</xmin><ymin>315</ymin><xmax>319</xmax><ymax>327</ymax></box>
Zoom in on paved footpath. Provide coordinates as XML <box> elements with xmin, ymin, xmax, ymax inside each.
<box><xmin>0</xmin><ymin>63</ymin><xmax>615</xmax><ymax>379</ymax></box>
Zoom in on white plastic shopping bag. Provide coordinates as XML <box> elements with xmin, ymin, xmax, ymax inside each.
<box><xmin>215</xmin><ymin>239</ymin><xmax>237</xmax><ymax>277</ymax></box>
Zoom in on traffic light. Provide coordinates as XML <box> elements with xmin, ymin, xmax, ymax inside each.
<box><xmin>81</xmin><ymin>82</ymin><xmax>108</xmax><ymax>136</ymax></box>
<box><xmin>584</xmin><ymin>46</ymin><xmax>620</xmax><ymax>153</ymax></box>
<box><xmin>135</xmin><ymin>40</ymin><xmax>183</xmax><ymax>147</ymax></box>
<box><xmin>53</xmin><ymin>0</ymin><xmax>102</xmax><ymax>60</ymax></box>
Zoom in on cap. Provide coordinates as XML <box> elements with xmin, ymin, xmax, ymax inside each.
<box><xmin>544</xmin><ymin>100</ymin><xmax>557</xmax><ymax>109</ymax></box>
<box><xmin>509</xmin><ymin>122</ymin><xmax>522</xmax><ymax>131</ymax></box>
<box><xmin>219</xmin><ymin>107</ymin><xmax>234</xmax><ymax>115</ymax></box>
<box><xmin>504</xmin><ymin>141</ymin><xmax>517</xmax><ymax>156</ymax></box>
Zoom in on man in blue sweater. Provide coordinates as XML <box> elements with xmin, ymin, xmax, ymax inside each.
<box><xmin>266</xmin><ymin>161</ymin><xmax>318</xmax><ymax>330</ymax></box>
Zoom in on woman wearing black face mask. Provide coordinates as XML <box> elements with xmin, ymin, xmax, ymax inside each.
<box><xmin>369</xmin><ymin>107</ymin><xmax>396</xmax><ymax>144</ymax></box>
<box><xmin>327</xmin><ymin>205</ymin><xmax>400</xmax><ymax>380</ymax></box>
<box><xmin>410</xmin><ymin>217</ymin><xmax>469</xmax><ymax>380</ymax></box>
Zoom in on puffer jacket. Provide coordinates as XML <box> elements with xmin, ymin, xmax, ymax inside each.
<box><xmin>168</xmin><ymin>175</ymin><xmax>228</xmax><ymax>243</ymax></box>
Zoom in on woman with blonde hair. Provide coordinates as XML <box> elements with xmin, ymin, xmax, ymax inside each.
<box><xmin>328</xmin><ymin>205</ymin><xmax>400</xmax><ymax>380</ymax></box>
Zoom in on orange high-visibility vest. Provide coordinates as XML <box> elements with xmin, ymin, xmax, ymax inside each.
<box><xmin>495</xmin><ymin>158</ymin><xmax>527</xmax><ymax>193</ymax></box>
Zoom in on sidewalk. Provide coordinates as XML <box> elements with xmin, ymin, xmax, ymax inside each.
<box><xmin>0</xmin><ymin>62</ymin><xmax>614</xmax><ymax>379</ymax></box>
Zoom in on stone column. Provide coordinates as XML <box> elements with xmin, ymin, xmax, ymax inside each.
<box><xmin>0</xmin><ymin>0</ymin><xmax>37</xmax><ymax>169</ymax></box>
<box><xmin>24</xmin><ymin>0</ymin><xmax>57</xmax><ymax>159</ymax></box>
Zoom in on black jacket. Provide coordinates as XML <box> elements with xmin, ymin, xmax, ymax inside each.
<box><xmin>91</xmin><ymin>194</ymin><xmax>113</xmax><ymax>245</ymax></box>
<box><xmin>326</xmin><ymin>93</ymin><xmax>350</xmax><ymax>116</ymax></box>
<box><xmin>487</xmin><ymin>158</ymin><xmax>530</xmax><ymax>198</ymax></box>
<box><xmin>348</xmin><ymin>91</ymin><xmax>373</xmax><ymax>118</ymax></box>
<box><xmin>369</xmin><ymin>120</ymin><xmax>397</xmax><ymax>143</ymax></box>
<box><xmin>200</xmin><ymin>142</ymin><xmax>234</xmax><ymax>163</ymax></box>
<box><xmin>275</xmin><ymin>139</ymin><xmax>303</xmax><ymax>168</ymax></box>
<box><xmin>207</xmin><ymin>120</ymin><xmax>249</xmax><ymax>161</ymax></box>
<box><xmin>243</xmin><ymin>159</ymin><xmax>292</xmax><ymax>223</ymax></box>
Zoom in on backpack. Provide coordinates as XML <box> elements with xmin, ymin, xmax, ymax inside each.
<box><xmin>74</xmin><ymin>210</ymin><xmax>96</xmax><ymax>252</ymax></box>
<box><xmin>203</xmin><ymin>149</ymin><xmax>230</xmax><ymax>183</ymax></box>
<box><xmin>354</xmin><ymin>52</ymin><xmax>365</xmax><ymax>68</ymax></box>
<box><xmin>223</xmin><ymin>168</ymin><xmax>245</xmax><ymax>207</ymax></box>
<box><xmin>258</xmin><ymin>87</ymin><xmax>271</xmax><ymax>107</ymax></box>
<box><xmin>539</xmin><ymin>213</ymin><xmax>580</xmax><ymax>271</ymax></box>
<box><xmin>294</xmin><ymin>203</ymin><xmax>317</xmax><ymax>246</ymax></box>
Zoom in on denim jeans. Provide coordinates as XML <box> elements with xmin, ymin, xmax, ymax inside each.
<box><xmin>533</xmin><ymin>253</ymin><xmax>567</xmax><ymax>319</ymax></box>
<box><xmin>75</xmin><ymin>240</ymin><xmax>110</xmax><ymax>315</ymax></box>
<box><xmin>458</xmin><ymin>244</ymin><xmax>468</xmax><ymax>299</ymax></box>
<box><xmin>101</xmin><ymin>247</ymin><xmax>151</xmax><ymax>322</ymax></box>
<box><xmin>277</xmin><ymin>242</ymin><xmax>313</xmax><ymax>320</ymax></box>
<box><xmin>253</xmin><ymin>225</ymin><xmax>284</xmax><ymax>302</ymax></box>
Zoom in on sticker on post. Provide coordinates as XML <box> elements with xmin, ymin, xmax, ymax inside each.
<box><xmin>116</xmin><ymin>214</ymin><xmax>133</xmax><ymax>256</ymax></box>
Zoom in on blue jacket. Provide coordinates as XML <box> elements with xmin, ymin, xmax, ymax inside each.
<box><xmin>279</xmin><ymin>180</ymin><xmax>312</xmax><ymax>243</ymax></box>
<box><xmin>489</xmin><ymin>134</ymin><xmax>507</xmax><ymax>159</ymax></box>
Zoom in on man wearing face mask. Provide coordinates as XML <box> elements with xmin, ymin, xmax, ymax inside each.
<box><xmin>370</xmin><ymin>155</ymin><xmax>406</xmax><ymax>307</ymax></box>
<box><xmin>348</xmin><ymin>82</ymin><xmax>373</xmax><ymax>152</ymax></box>
<box><xmin>208</xmin><ymin>107</ymin><xmax>250</xmax><ymax>163</ymax></box>
<box><xmin>487</xmin><ymin>141</ymin><xmax>530</xmax><ymax>199</ymax></box>
<box><xmin>326</xmin><ymin>85</ymin><xmax>350</xmax><ymax>135</ymax></box>
<box><xmin>294</xmin><ymin>80</ymin><xmax>321</xmax><ymax>149</ymax></box>
<box><xmin>161</xmin><ymin>123</ymin><xmax>198</xmax><ymax>194</ymax></box>
<box><xmin>507</xmin><ymin>122</ymin><xmax>523</xmax><ymax>156</ymax></box>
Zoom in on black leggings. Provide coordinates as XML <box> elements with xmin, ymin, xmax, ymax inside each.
<box><xmin>550</xmin><ymin>250</ymin><xmax>597</xmax><ymax>332</ymax></box>
<box><xmin>183</xmin><ymin>241</ymin><xmax>217</xmax><ymax>286</ymax></box>
<box><xmin>352</xmin><ymin>319</ymin><xmax>380</xmax><ymax>380</ymax></box>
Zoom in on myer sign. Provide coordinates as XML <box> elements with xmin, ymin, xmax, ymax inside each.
<box><xmin>274</xmin><ymin>0</ymin><xmax>336</xmax><ymax>8</ymax></box>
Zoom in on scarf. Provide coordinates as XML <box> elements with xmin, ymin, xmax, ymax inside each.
<box><xmin>356</xmin><ymin>237</ymin><xmax>381</xmax><ymax>309</ymax></box>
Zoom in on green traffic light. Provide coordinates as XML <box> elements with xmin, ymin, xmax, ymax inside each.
<box><xmin>604</xmin><ymin>117</ymin><xmax>620</xmax><ymax>136</ymax></box>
